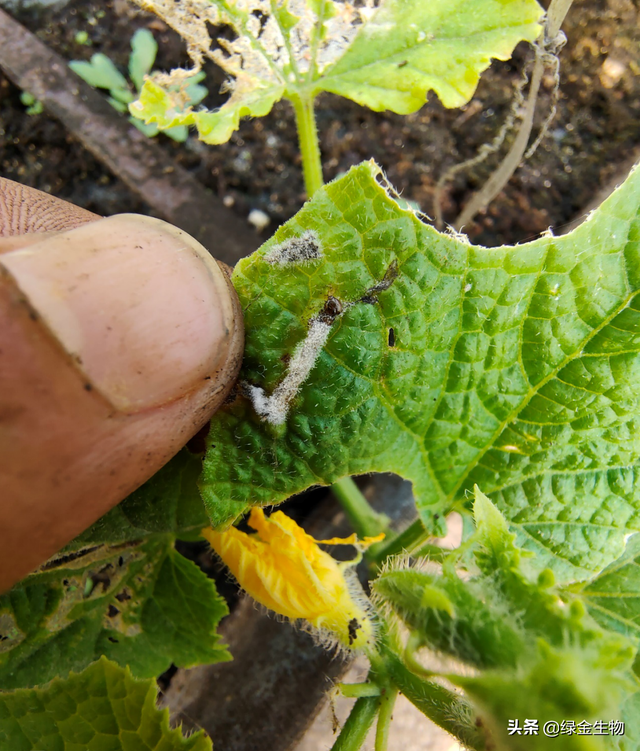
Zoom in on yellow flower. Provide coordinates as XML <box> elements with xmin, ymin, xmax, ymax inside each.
<box><xmin>202</xmin><ymin>508</ymin><xmax>383</xmax><ymax>651</ymax></box>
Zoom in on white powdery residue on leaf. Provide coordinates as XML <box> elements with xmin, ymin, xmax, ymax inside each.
<box><xmin>247</xmin><ymin>319</ymin><xmax>332</xmax><ymax>425</ymax></box>
<box><xmin>263</xmin><ymin>230</ymin><xmax>323</xmax><ymax>265</ymax></box>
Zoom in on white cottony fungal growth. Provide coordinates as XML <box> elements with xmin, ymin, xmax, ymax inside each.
<box><xmin>247</xmin><ymin>318</ymin><xmax>333</xmax><ymax>425</ymax></box>
<box><xmin>264</xmin><ymin>230</ymin><xmax>322</xmax><ymax>265</ymax></box>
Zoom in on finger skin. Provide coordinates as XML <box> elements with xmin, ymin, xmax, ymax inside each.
<box><xmin>0</xmin><ymin>179</ymin><xmax>243</xmax><ymax>592</ymax></box>
<box><xmin>0</xmin><ymin>176</ymin><xmax>98</xmax><ymax>234</ymax></box>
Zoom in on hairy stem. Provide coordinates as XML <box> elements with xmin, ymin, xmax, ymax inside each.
<box><xmin>381</xmin><ymin>646</ymin><xmax>488</xmax><ymax>751</ymax></box>
<box><xmin>290</xmin><ymin>93</ymin><xmax>324</xmax><ymax>198</ymax></box>
<box><xmin>330</xmin><ymin>696</ymin><xmax>380</xmax><ymax>751</ymax></box>
<box><xmin>332</xmin><ymin>477</ymin><xmax>390</xmax><ymax>540</ymax></box>
<box><xmin>374</xmin><ymin>686</ymin><xmax>398</xmax><ymax>751</ymax></box>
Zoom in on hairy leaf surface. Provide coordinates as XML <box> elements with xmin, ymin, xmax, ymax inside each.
<box><xmin>0</xmin><ymin>537</ymin><xmax>228</xmax><ymax>689</ymax></box>
<box><xmin>0</xmin><ymin>656</ymin><xmax>212</xmax><ymax>750</ymax></box>
<box><xmin>130</xmin><ymin>0</ymin><xmax>542</xmax><ymax>142</ymax></box>
<box><xmin>201</xmin><ymin>160</ymin><xmax>640</xmax><ymax>582</ymax></box>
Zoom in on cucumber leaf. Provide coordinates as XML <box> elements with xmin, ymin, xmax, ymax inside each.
<box><xmin>0</xmin><ymin>536</ymin><xmax>228</xmax><ymax>690</ymax></box>
<box><xmin>129</xmin><ymin>0</ymin><xmax>542</xmax><ymax>143</ymax></box>
<box><xmin>0</xmin><ymin>656</ymin><xmax>212</xmax><ymax>750</ymax></box>
<box><xmin>201</xmin><ymin>160</ymin><xmax>640</xmax><ymax>583</ymax></box>
<box><xmin>578</xmin><ymin>535</ymin><xmax>640</xmax><ymax>643</ymax></box>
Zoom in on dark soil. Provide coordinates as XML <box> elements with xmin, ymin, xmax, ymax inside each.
<box><xmin>1</xmin><ymin>0</ymin><xmax>638</xmax><ymax>248</ymax></box>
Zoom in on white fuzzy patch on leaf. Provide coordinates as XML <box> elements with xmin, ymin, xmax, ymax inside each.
<box><xmin>246</xmin><ymin>318</ymin><xmax>332</xmax><ymax>425</ymax></box>
<box><xmin>263</xmin><ymin>230</ymin><xmax>323</xmax><ymax>265</ymax></box>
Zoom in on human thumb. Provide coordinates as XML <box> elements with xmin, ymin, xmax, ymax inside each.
<box><xmin>0</xmin><ymin>214</ymin><xmax>243</xmax><ymax>592</ymax></box>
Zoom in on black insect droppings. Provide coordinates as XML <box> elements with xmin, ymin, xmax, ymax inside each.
<box><xmin>348</xmin><ymin>617</ymin><xmax>361</xmax><ymax>645</ymax></box>
<box><xmin>108</xmin><ymin>636</ymin><xmax>119</xmax><ymax>643</ymax></box>
<box><xmin>107</xmin><ymin>604</ymin><xmax>120</xmax><ymax>618</ymax></box>
<box><xmin>388</xmin><ymin>328</ymin><xmax>396</xmax><ymax>347</ymax></box>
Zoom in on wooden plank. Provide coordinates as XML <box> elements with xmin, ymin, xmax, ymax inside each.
<box><xmin>0</xmin><ymin>8</ymin><xmax>258</xmax><ymax>265</ymax></box>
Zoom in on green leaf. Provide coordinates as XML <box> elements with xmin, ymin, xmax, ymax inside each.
<box><xmin>201</xmin><ymin>160</ymin><xmax>640</xmax><ymax>582</ymax></box>
<box><xmin>578</xmin><ymin>535</ymin><xmax>640</xmax><ymax>643</ymax></box>
<box><xmin>129</xmin><ymin>0</ymin><xmax>542</xmax><ymax>142</ymax></box>
<box><xmin>69</xmin><ymin>54</ymin><xmax>129</xmax><ymax>92</ymax></box>
<box><xmin>0</xmin><ymin>537</ymin><xmax>229</xmax><ymax>689</ymax></box>
<box><xmin>69</xmin><ymin>449</ymin><xmax>208</xmax><ymax>548</ymax></box>
<box><xmin>129</xmin><ymin>28</ymin><xmax>158</xmax><ymax>91</ymax></box>
<box><xmin>0</xmin><ymin>656</ymin><xmax>212</xmax><ymax>750</ymax></box>
<box><xmin>318</xmin><ymin>0</ymin><xmax>543</xmax><ymax>111</ymax></box>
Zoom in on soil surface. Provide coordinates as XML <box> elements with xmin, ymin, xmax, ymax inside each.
<box><xmin>1</xmin><ymin>0</ymin><xmax>639</xmax><ymax>249</ymax></box>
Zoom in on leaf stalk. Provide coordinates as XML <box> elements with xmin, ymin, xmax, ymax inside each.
<box><xmin>290</xmin><ymin>93</ymin><xmax>324</xmax><ymax>199</ymax></box>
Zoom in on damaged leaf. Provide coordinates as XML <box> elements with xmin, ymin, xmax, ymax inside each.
<box><xmin>201</xmin><ymin>159</ymin><xmax>640</xmax><ymax>583</ymax></box>
<box><xmin>0</xmin><ymin>537</ymin><xmax>229</xmax><ymax>689</ymax></box>
<box><xmin>129</xmin><ymin>0</ymin><xmax>543</xmax><ymax>142</ymax></box>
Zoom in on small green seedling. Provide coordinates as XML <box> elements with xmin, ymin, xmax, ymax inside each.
<box><xmin>69</xmin><ymin>28</ymin><xmax>207</xmax><ymax>142</ymax></box>
<box><xmin>19</xmin><ymin>91</ymin><xmax>43</xmax><ymax>115</ymax></box>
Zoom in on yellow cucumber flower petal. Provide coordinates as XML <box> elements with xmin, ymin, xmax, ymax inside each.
<box><xmin>202</xmin><ymin>508</ymin><xmax>381</xmax><ymax>651</ymax></box>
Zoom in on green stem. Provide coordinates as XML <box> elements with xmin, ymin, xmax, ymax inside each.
<box><xmin>374</xmin><ymin>686</ymin><xmax>398</xmax><ymax>751</ymax></box>
<box><xmin>339</xmin><ymin>681</ymin><xmax>382</xmax><ymax>699</ymax></box>
<box><xmin>330</xmin><ymin>696</ymin><xmax>380</xmax><ymax>751</ymax></box>
<box><xmin>290</xmin><ymin>93</ymin><xmax>323</xmax><ymax>198</ymax></box>
<box><xmin>332</xmin><ymin>477</ymin><xmax>390</xmax><ymax>540</ymax></box>
<box><xmin>381</xmin><ymin>645</ymin><xmax>488</xmax><ymax>751</ymax></box>
<box><xmin>370</xmin><ymin>518</ymin><xmax>429</xmax><ymax>563</ymax></box>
